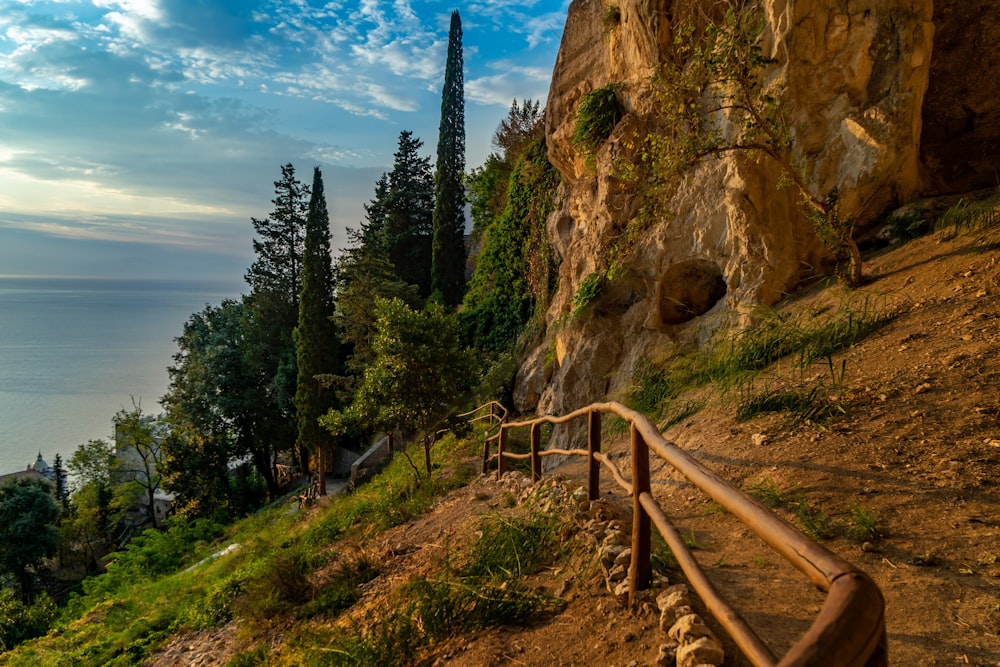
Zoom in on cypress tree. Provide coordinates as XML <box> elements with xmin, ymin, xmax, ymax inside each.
<box><xmin>431</xmin><ymin>9</ymin><xmax>467</xmax><ymax>306</ymax></box>
<box><xmin>294</xmin><ymin>167</ymin><xmax>339</xmax><ymax>495</ymax></box>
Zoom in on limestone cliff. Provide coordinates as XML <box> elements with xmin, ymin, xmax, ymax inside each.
<box><xmin>515</xmin><ymin>0</ymin><xmax>1000</xmax><ymax>426</ymax></box>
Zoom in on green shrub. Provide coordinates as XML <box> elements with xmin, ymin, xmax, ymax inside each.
<box><xmin>0</xmin><ymin>589</ymin><xmax>56</xmax><ymax>651</ymax></box>
<box><xmin>602</xmin><ymin>4</ymin><xmax>622</xmax><ymax>31</ymax></box>
<box><xmin>461</xmin><ymin>514</ymin><xmax>561</xmax><ymax>579</ymax></box>
<box><xmin>572</xmin><ymin>84</ymin><xmax>623</xmax><ymax>156</ymax></box>
<box><xmin>847</xmin><ymin>505</ymin><xmax>880</xmax><ymax>542</ymax></box>
<box><xmin>572</xmin><ymin>272</ymin><xmax>605</xmax><ymax>317</ymax></box>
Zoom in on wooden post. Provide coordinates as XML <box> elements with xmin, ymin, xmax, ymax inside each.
<box><xmin>423</xmin><ymin>434</ymin><xmax>432</xmax><ymax>477</ymax></box>
<box><xmin>482</xmin><ymin>432</ymin><xmax>489</xmax><ymax>475</ymax></box>
<box><xmin>318</xmin><ymin>446</ymin><xmax>327</xmax><ymax>497</ymax></box>
<box><xmin>497</xmin><ymin>426</ymin><xmax>507</xmax><ymax>479</ymax></box>
<box><xmin>530</xmin><ymin>422</ymin><xmax>542</xmax><ymax>482</ymax></box>
<box><xmin>387</xmin><ymin>431</ymin><xmax>394</xmax><ymax>454</ymax></box>
<box><xmin>588</xmin><ymin>410</ymin><xmax>601</xmax><ymax>501</ymax></box>
<box><xmin>629</xmin><ymin>423</ymin><xmax>652</xmax><ymax>606</ymax></box>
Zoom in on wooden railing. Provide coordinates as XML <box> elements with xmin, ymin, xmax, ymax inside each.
<box><xmin>483</xmin><ymin>401</ymin><xmax>886</xmax><ymax>667</ymax></box>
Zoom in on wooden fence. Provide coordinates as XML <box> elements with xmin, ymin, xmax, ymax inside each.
<box><xmin>482</xmin><ymin>401</ymin><xmax>886</xmax><ymax>667</ymax></box>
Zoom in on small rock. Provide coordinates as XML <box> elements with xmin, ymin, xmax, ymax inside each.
<box><xmin>676</xmin><ymin>636</ymin><xmax>726</xmax><ymax>667</ymax></box>
<box><xmin>614</xmin><ymin>547</ymin><xmax>632</xmax><ymax>567</ymax></box>
<box><xmin>608</xmin><ymin>564</ymin><xmax>628</xmax><ymax>582</ymax></box>
<box><xmin>602</xmin><ymin>544</ymin><xmax>626</xmax><ymax>565</ymax></box>
<box><xmin>603</xmin><ymin>530</ymin><xmax>625</xmax><ymax>547</ymax></box>
<box><xmin>669</xmin><ymin>613</ymin><xmax>715</xmax><ymax>644</ymax></box>
<box><xmin>656</xmin><ymin>642</ymin><xmax>680</xmax><ymax>666</ymax></box>
<box><xmin>751</xmin><ymin>433</ymin><xmax>769</xmax><ymax>446</ymax></box>
<box><xmin>861</xmin><ymin>541</ymin><xmax>878</xmax><ymax>553</ymax></box>
<box><xmin>613</xmin><ymin>579</ymin><xmax>630</xmax><ymax>605</ymax></box>
<box><xmin>656</xmin><ymin>587</ymin><xmax>692</xmax><ymax>613</ymax></box>
<box><xmin>914</xmin><ymin>382</ymin><xmax>932</xmax><ymax>394</ymax></box>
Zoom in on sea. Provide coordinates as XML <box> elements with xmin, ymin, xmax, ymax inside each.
<box><xmin>0</xmin><ymin>276</ymin><xmax>245</xmax><ymax>477</ymax></box>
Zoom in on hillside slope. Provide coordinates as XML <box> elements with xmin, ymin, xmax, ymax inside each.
<box><xmin>4</xmin><ymin>211</ymin><xmax>997</xmax><ymax>666</ymax></box>
<box><xmin>149</xmin><ymin>211</ymin><xmax>998</xmax><ymax>665</ymax></box>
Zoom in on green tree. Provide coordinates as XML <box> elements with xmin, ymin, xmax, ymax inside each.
<box><xmin>431</xmin><ymin>9</ymin><xmax>467</xmax><ymax>306</ymax></box>
<box><xmin>51</xmin><ymin>453</ymin><xmax>69</xmax><ymax>511</ymax></box>
<box><xmin>161</xmin><ymin>299</ymin><xmax>277</xmax><ymax>513</ymax></box>
<box><xmin>244</xmin><ymin>164</ymin><xmax>310</xmax><ymax>469</ymax></box>
<box><xmin>0</xmin><ymin>588</ymin><xmax>56</xmax><ymax>650</ymax></box>
<box><xmin>294</xmin><ymin>167</ymin><xmax>340</xmax><ymax>495</ymax></box>
<box><xmin>0</xmin><ymin>477</ymin><xmax>60</xmax><ymax>601</ymax></box>
<box><xmin>332</xmin><ymin>231</ymin><xmax>422</xmax><ymax>404</ymax></box>
<box><xmin>327</xmin><ymin>297</ymin><xmax>473</xmax><ymax>474</ymax></box>
<box><xmin>113</xmin><ymin>405</ymin><xmax>164</xmax><ymax>530</ymax></box>
<box><xmin>382</xmin><ymin>131</ymin><xmax>435</xmax><ymax>297</ymax></box>
<box><xmin>66</xmin><ymin>438</ymin><xmax>119</xmax><ymax>565</ymax></box>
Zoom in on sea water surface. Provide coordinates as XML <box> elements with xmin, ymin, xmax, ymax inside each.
<box><xmin>0</xmin><ymin>276</ymin><xmax>244</xmax><ymax>476</ymax></box>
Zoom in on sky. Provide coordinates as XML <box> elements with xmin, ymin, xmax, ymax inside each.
<box><xmin>0</xmin><ymin>0</ymin><xmax>568</xmax><ymax>282</ymax></box>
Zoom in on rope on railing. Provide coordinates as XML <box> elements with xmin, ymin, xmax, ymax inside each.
<box><xmin>483</xmin><ymin>401</ymin><xmax>887</xmax><ymax>667</ymax></box>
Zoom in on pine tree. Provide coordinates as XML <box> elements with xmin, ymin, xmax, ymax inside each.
<box><xmin>294</xmin><ymin>167</ymin><xmax>339</xmax><ymax>495</ymax></box>
<box><xmin>244</xmin><ymin>164</ymin><xmax>310</xmax><ymax>470</ymax></box>
<box><xmin>431</xmin><ymin>10</ymin><xmax>467</xmax><ymax>306</ymax></box>
<box><xmin>384</xmin><ymin>131</ymin><xmax>434</xmax><ymax>297</ymax></box>
<box><xmin>52</xmin><ymin>453</ymin><xmax>69</xmax><ymax>511</ymax></box>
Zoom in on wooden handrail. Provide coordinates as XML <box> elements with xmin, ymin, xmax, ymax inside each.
<box><xmin>484</xmin><ymin>401</ymin><xmax>887</xmax><ymax>667</ymax></box>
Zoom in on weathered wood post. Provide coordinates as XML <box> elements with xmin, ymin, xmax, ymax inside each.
<box><xmin>530</xmin><ymin>422</ymin><xmax>542</xmax><ymax>482</ymax></box>
<box><xmin>588</xmin><ymin>410</ymin><xmax>601</xmax><ymax>501</ymax></box>
<box><xmin>497</xmin><ymin>426</ymin><xmax>507</xmax><ymax>479</ymax></box>
<box><xmin>629</xmin><ymin>422</ymin><xmax>652</xmax><ymax>607</ymax></box>
<box><xmin>482</xmin><ymin>430</ymin><xmax>489</xmax><ymax>475</ymax></box>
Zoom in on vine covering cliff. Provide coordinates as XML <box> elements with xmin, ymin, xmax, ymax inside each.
<box><xmin>516</xmin><ymin>0</ymin><xmax>1000</xmax><ymax>425</ymax></box>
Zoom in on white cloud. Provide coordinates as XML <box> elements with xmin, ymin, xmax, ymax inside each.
<box><xmin>467</xmin><ymin>63</ymin><xmax>551</xmax><ymax>107</ymax></box>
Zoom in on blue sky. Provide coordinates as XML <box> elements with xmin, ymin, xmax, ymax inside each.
<box><xmin>0</xmin><ymin>0</ymin><xmax>567</xmax><ymax>281</ymax></box>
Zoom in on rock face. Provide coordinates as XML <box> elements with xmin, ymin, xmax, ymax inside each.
<box><xmin>515</xmin><ymin>0</ymin><xmax>1000</xmax><ymax>428</ymax></box>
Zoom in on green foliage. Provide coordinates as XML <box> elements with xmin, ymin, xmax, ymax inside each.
<box><xmin>318</xmin><ymin>510</ymin><xmax>565</xmax><ymax>665</ymax></box>
<box><xmin>112</xmin><ymin>404</ymin><xmax>165</xmax><ymax>529</ymax></box>
<box><xmin>431</xmin><ymin>10</ymin><xmax>468</xmax><ymax>307</ymax></box>
<box><xmin>937</xmin><ymin>195</ymin><xmax>1000</xmax><ymax>240</ymax></box>
<box><xmin>0</xmin><ymin>589</ymin><xmax>56</xmax><ymax>651</ymax></box>
<box><xmin>0</xmin><ymin>476</ymin><xmax>61</xmax><ymax>601</ymax></box>
<box><xmin>746</xmin><ymin>476</ymin><xmax>791</xmax><ymax>508</ymax></box>
<box><xmin>847</xmin><ymin>504</ymin><xmax>880</xmax><ymax>542</ymax></box>
<box><xmin>341</xmin><ymin>297</ymin><xmax>474</xmax><ymax>435</ymax></box>
<box><xmin>794</xmin><ymin>496</ymin><xmax>832</xmax><ymax>540</ymax></box>
<box><xmin>460</xmin><ymin>514</ymin><xmax>561</xmax><ymax>579</ymax></box>
<box><xmin>295</xmin><ymin>167</ymin><xmax>340</xmax><ymax>478</ymax></box>
<box><xmin>571</xmin><ymin>272</ymin><xmax>605</xmax><ymax>317</ymax></box>
<box><xmin>300</xmin><ymin>555</ymin><xmax>378</xmax><ymax>619</ymax></box>
<box><xmin>162</xmin><ymin>299</ymin><xmax>274</xmax><ymax>516</ymax></box>
<box><xmin>602</xmin><ymin>4</ymin><xmax>621</xmax><ymax>31</ymax></box>
<box><xmin>367</xmin><ymin>131</ymin><xmax>435</xmax><ymax>297</ymax></box>
<box><xmin>462</xmin><ymin>138</ymin><xmax>559</xmax><ymax>357</ymax></box>
<box><xmin>572</xmin><ymin>83</ymin><xmax>623</xmax><ymax>156</ymax></box>
<box><xmin>625</xmin><ymin>293</ymin><xmax>900</xmax><ymax>421</ymax></box>
<box><xmin>736</xmin><ymin>384</ymin><xmax>846</xmax><ymax>424</ymax></box>
<box><xmin>244</xmin><ymin>163</ymin><xmax>310</xmax><ymax>448</ymax></box>
<box><xmin>406</xmin><ymin>577</ymin><xmax>562</xmax><ymax>639</ymax></box>
<box><xmin>85</xmin><ymin>517</ymin><xmax>222</xmax><ymax>599</ymax></box>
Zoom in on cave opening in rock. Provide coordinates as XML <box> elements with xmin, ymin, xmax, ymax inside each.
<box><xmin>658</xmin><ymin>260</ymin><xmax>727</xmax><ymax>326</ymax></box>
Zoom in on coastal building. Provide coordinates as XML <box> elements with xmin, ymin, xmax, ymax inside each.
<box><xmin>0</xmin><ymin>452</ymin><xmax>60</xmax><ymax>488</ymax></box>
